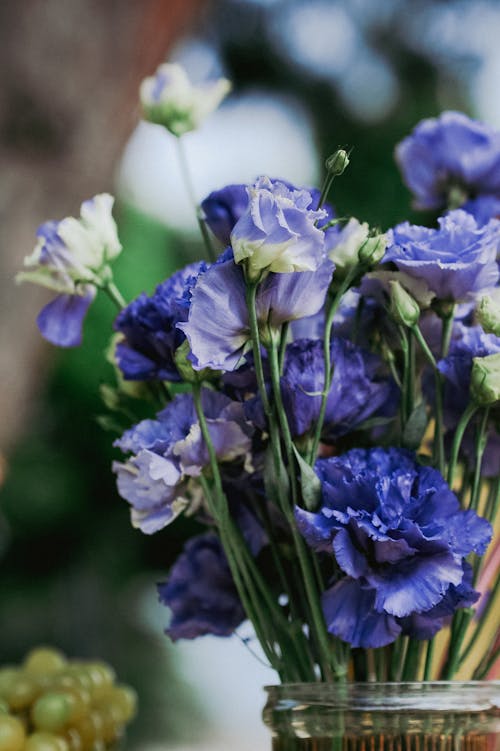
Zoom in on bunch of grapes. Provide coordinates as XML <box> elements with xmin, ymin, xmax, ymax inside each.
<box><xmin>0</xmin><ymin>647</ymin><xmax>137</xmax><ymax>751</ymax></box>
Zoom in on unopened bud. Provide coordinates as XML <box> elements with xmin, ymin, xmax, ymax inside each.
<box><xmin>477</xmin><ymin>293</ymin><xmax>500</xmax><ymax>337</ymax></box>
<box><xmin>325</xmin><ymin>149</ymin><xmax>350</xmax><ymax>177</ymax></box>
<box><xmin>358</xmin><ymin>232</ymin><xmax>386</xmax><ymax>267</ymax></box>
<box><xmin>174</xmin><ymin>340</ymin><xmax>221</xmax><ymax>383</ymax></box>
<box><xmin>471</xmin><ymin>352</ymin><xmax>500</xmax><ymax>405</ymax></box>
<box><xmin>389</xmin><ymin>280</ymin><xmax>420</xmax><ymax>328</ymax></box>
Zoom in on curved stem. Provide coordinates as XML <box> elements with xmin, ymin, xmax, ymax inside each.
<box><xmin>176</xmin><ymin>136</ymin><xmax>216</xmax><ymax>262</ymax></box>
<box><xmin>447</xmin><ymin>402</ymin><xmax>478</xmax><ymax>485</ymax></box>
<box><xmin>104</xmin><ymin>280</ymin><xmax>127</xmax><ymax>309</ymax></box>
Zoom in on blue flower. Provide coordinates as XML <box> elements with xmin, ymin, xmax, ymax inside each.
<box><xmin>179</xmin><ymin>250</ymin><xmax>334</xmax><ymax>371</ymax></box>
<box><xmin>114</xmin><ymin>261</ymin><xmax>207</xmax><ymax>381</ymax></box>
<box><xmin>296</xmin><ymin>447</ymin><xmax>491</xmax><ymax>648</ymax></box>
<box><xmin>280</xmin><ymin>338</ymin><xmax>397</xmax><ymax>439</ymax></box>
<box><xmin>230</xmin><ymin>177</ymin><xmax>328</xmax><ymax>280</ymax></box>
<box><xmin>385</xmin><ymin>210</ymin><xmax>500</xmax><ymax>301</ymax></box>
<box><xmin>395</xmin><ymin>111</ymin><xmax>500</xmax><ymax>211</ymax></box>
<box><xmin>463</xmin><ymin>196</ymin><xmax>500</xmax><ymax>226</ymax></box>
<box><xmin>113</xmin><ymin>389</ymin><xmax>253</xmax><ymax>533</ymax></box>
<box><xmin>158</xmin><ymin>533</ymin><xmax>245</xmax><ymax>640</ymax></box>
<box><xmin>17</xmin><ymin>194</ymin><xmax>121</xmax><ymax>347</ymax></box>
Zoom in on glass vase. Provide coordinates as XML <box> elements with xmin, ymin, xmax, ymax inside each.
<box><xmin>263</xmin><ymin>682</ymin><xmax>500</xmax><ymax>751</ymax></box>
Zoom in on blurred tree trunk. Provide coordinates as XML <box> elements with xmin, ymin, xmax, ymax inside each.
<box><xmin>0</xmin><ymin>0</ymin><xmax>205</xmax><ymax>456</ymax></box>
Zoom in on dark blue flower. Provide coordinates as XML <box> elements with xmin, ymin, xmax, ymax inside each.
<box><xmin>114</xmin><ymin>261</ymin><xmax>207</xmax><ymax>381</ymax></box>
<box><xmin>395</xmin><ymin>111</ymin><xmax>500</xmax><ymax>211</ymax></box>
<box><xmin>463</xmin><ymin>195</ymin><xmax>500</xmax><ymax>226</ymax></box>
<box><xmin>296</xmin><ymin>447</ymin><xmax>492</xmax><ymax>648</ymax></box>
<box><xmin>280</xmin><ymin>338</ymin><xmax>397</xmax><ymax>439</ymax></box>
<box><xmin>179</xmin><ymin>250</ymin><xmax>334</xmax><ymax>371</ymax></box>
<box><xmin>201</xmin><ymin>184</ymin><xmax>249</xmax><ymax>246</ymax></box>
<box><xmin>385</xmin><ymin>210</ymin><xmax>500</xmax><ymax>301</ymax></box>
<box><xmin>158</xmin><ymin>533</ymin><xmax>245</xmax><ymax>640</ymax></box>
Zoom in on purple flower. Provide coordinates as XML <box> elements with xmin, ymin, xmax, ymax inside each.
<box><xmin>114</xmin><ymin>262</ymin><xmax>207</xmax><ymax>381</ymax></box>
<box><xmin>17</xmin><ymin>194</ymin><xmax>121</xmax><ymax>347</ymax></box>
<box><xmin>280</xmin><ymin>338</ymin><xmax>397</xmax><ymax>439</ymax></box>
<box><xmin>179</xmin><ymin>250</ymin><xmax>334</xmax><ymax>371</ymax></box>
<box><xmin>395</xmin><ymin>111</ymin><xmax>500</xmax><ymax>211</ymax></box>
<box><xmin>230</xmin><ymin>177</ymin><xmax>327</xmax><ymax>280</ymax></box>
<box><xmin>463</xmin><ymin>196</ymin><xmax>500</xmax><ymax>226</ymax></box>
<box><xmin>113</xmin><ymin>389</ymin><xmax>253</xmax><ymax>533</ymax></box>
<box><xmin>296</xmin><ymin>447</ymin><xmax>491</xmax><ymax>648</ymax></box>
<box><xmin>158</xmin><ymin>533</ymin><xmax>245</xmax><ymax>640</ymax></box>
<box><xmin>201</xmin><ymin>184</ymin><xmax>249</xmax><ymax>246</ymax></box>
<box><xmin>385</xmin><ymin>210</ymin><xmax>500</xmax><ymax>301</ymax></box>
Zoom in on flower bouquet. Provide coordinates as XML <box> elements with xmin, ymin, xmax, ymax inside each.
<box><xmin>17</xmin><ymin>64</ymin><xmax>500</xmax><ymax>747</ymax></box>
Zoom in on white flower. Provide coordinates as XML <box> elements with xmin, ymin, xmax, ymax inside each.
<box><xmin>17</xmin><ymin>193</ymin><xmax>122</xmax><ymax>294</ymax></box>
<box><xmin>139</xmin><ymin>63</ymin><xmax>231</xmax><ymax>136</ymax></box>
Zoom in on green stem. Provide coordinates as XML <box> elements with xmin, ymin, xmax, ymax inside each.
<box><xmin>469</xmin><ymin>407</ymin><xmax>490</xmax><ymax>512</ymax></box>
<box><xmin>412</xmin><ymin>324</ymin><xmax>445</xmax><ymax>472</ymax></box>
<box><xmin>104</xmin><ymin>281</ymin><xmax>127</xmax><ymax>309</ymax></box>
<box><xmin>447</xmin><ymin>402</ymin><xmax>478</xmax><ymax>485</ymax></box>
<box><xmin>309</xmin><ymin>269</ymin><xmax>358</xmax><ymax>464</ymax></box>
<box><xmin>398</xmin><ymin>326</ymin><xmax>410</xmax><ymax>426</ymax></box>
<box><xmin>278</xmin><ymin>322</ymin><xmax>289</xmax><ymax>374</ymax></box>
<box><xmin>423</xmin><ymin>639</ymin><xmax>435</xmax><ymax>681</ymax></box>
<box><xmin>176</xmin><ymin>136</ymin><xmax>216</xmax><ymax>262</ymax></box>
<box><xmin>443</xmin><ymin>608</ymin><xmax>474</xmax><ymax>679</ymax></box>
<box><xmin>440</xmin><ymin>307</ymin><xmax>455</xmax><ymax>359</ymax></box>
<box><xmin>459</xmin><ymin>575</ymin><xmax>500</xmax><ymax>668</ymax></box>
<box><xmin>245</xmin><ymin>283</ymin><xmax>271</xmax><ymax>417</ymax></box>
<box><xmin>317</xmin><ymin>172</ymin><xmax>335</xmax><ymax>210</ymax></box>
<box><xmin>402</xmin><ymin>639</ymin><xmax>421</xmax><ymax>681</ymax></box>
<box><xmin>473</xmin><ymin>645</ymin><xmax>500</xmax><ymax>680</ymax></box>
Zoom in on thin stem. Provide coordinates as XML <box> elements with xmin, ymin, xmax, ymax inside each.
<box><xmin>309</xmin><ymin>269</ymin><xmax>358</xmax><ymax>464</ymax></box>
<box><xmin>412</xmin><ymin>324</ymin><xmax>445</xmax><ymax>473</ymax></box>
<box><xmin>469</xmin><ymin>407</ymin><xmax>490</xmax><ymax>512</ymax></box>
<box><xmin>440</xmin><ymin>307</ymin><xmax>455</xmax><ymax>359</ymax></box>
<box><xmin>473</xmin><ymin>645</ymin><xmax>500</xmax><ymax>680</ymax></box>
<box><xmin>443</xmin><ymin>608</ymin><xmax>474</xmax><ymax>679</ymax></box>
<box><xmin>402</xmin><ymin>639</ymin><xmax>421</xmax><ymax>681</ymax></box>
<box><xmin>175</xmin><ymin>136</ymin><xmax>216</xmax><ymax>262</ymax></box>
<box><xmin>423</xmin><ymin>639</ymin><xmax>435</xmax><ymax>681</ymax></box>
<box><xmin>104</xmin><ymin>281</ymin><xmax>127</xmax><ymax>310</ymax></box>
<box><xmin>317</xmin><ymin>172</ymin><xmax>335</xmax><ymax>210</ymax></box>
<box><xmin>447</xmin><ymin>402</ymin><xmax>479</xmax><ymax>485</ymax></box>
<box><xmin>245</xmin><ymin>283</ymin><xmax>271</xmax><ymax>417</ymax></box>
<box><xmin>459</xmin><ymin>575</ymin><xmax>500</xmax><ymax>668</ymax></box>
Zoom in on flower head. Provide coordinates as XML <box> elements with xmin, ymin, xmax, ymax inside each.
<box><xmin>230</xmin><ymin>177</ymin><xmax>327</xmax><ymax>281</ymax></box>
<box><xmin>113</xmin><ymin>389</ymin><xmax>253</xmax><ymax>533</ymax></box>
<box><xmin>385</xmin><ymin>210</ymin><xmax>500</xmax><ymax>301</ymax></box>
<box><xmin>114</xmin><ymin>261</ymin><xmax>207</xmax><ymax>382</ymax></box>
<box><xmin>140</xmin><ymin>63</ymin><xmax>231</xmax><ymax>136</ymax></box>
<box><xmin>158</xmin><ymin>533</ymin><xmax>245</xmax><ymax>640</ymax></box>
<box><xmin>296</xmin><ymin>447</ymin><xmax>491</xmax><ymax>648</ymax></box>
<box><xmin>17</xmin><ymin>194</ymin><xmax>121</xmax><ymax>346</ymax></box>
<box><xmin>280</xmin><ymin>338</ymin><xmax>397</xmax><ymax>439</ymax></box>
<box><xmin>179</xmin><ymin>250</ymin><xmax>334</xmax><ymax>371</ymax></box>
<box><xmin>201</xmin><ymin>184</ymin><xmax>250</xmax><ymax>246</ymax></box>
<box><xmin>395</xmin><ymin>111</ymin><xmax>500</xmax><ymax>211</ymax></box>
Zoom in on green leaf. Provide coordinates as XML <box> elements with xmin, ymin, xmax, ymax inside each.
<box><xmin>402</xmin><ymin>402</ymin><xmax>428</xmax><ymax>449</ymax></box>
<box><xmin>292</xmin><ymin>445</ymin><xmax>321</xmax><ymax>511</ymax></box>
<box><xmin>263</xmin><ymin>445</ymin><xmax>290</xmax><ymax>506</ymax></box>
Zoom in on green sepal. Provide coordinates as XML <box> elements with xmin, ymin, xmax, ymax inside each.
<box><xmin>292</xmin><ymin>445</ymin><xmax>322</xmax><ymax>511</ymax></box>
<box><xmin>263</xmin><ymin>444</ymin><xmax>290</xmax><ymax>506</ymax></box>
<box><xmin>402</xmin><ymin>402</ymin><xmax>429</xmax><ymax>450</ymax></box>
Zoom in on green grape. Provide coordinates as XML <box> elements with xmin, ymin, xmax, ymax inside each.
<box><xmin>0</xmin><ymin>671</ymin><xmax>18</xmax><ymax>701</ymax></box>
<box><xmin>97</xmin><ymin>685</ymin><xmax>137</xmax><ymax>724</ymax></box>
<box><xmin>5</xmin><ymin>676</ymin><xmax>40</xmax><ymax>712</ymax></box>
<box><xmin>24</xmin><ymin>732</ymin><xmax>69</xmax><ymax>751</ymax></box>
<box><xmin>0</xmin><ymin>715</ymin><xmax>26</xmax><ymax>751</ymax></box>
<box><xmin>31</xmin><ymin>693</ymin><xmax>72</xmax><ymax>732</ymax></box>
<box><xmin>23</xmin><ymin>649</ymin><xmax>67</xmax><ymax>677</ymax></box>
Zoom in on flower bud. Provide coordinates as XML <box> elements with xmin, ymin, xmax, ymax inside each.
<box><xmin>358</xmin><ymin>232</ymin><xmax>387</xmax><ymax>267</ymax></box>
<box><xmin>389</xmin><ymin>280</ymin><xmax>420</xmax><ymax>327</ymax></box>
<box><xmin>140</xmin><ymin>63</ymin><xmax>231</xmax><ymax>137</ymax></box>
<box><xmin>328</xmin><ymin>218</ymin><xmax>368</xmax><ymax>277</ymax></box>
<box><xmin>477</xmin><ymin>292</ymin><xmax>500</xmax><ymax>337</ymax></box>
<box><xmin>174</xmin><ymin>340</ymin><xmax>220</xmax><ymax>383</ymax></box>
<box><xmin>471</xmin><ymin>352</ymin><xmax>500</xmax><ymax>405</ymax></box>
<box><xmin>325</xmin><ymin>149</ymin><xmax>350</xmax><ymax>177</ymax></box>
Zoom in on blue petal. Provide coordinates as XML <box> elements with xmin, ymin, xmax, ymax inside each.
<box><xmin>322</xmin><ymin>578</ymin><xmax>401</xmax><ymax>648</ymax></box>
<box><xmin>37</xmin><ymin>291</ymin><xmax>94</xmax><ymax>347</ymax></box>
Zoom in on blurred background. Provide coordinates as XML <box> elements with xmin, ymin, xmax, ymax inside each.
<box><xmin>1</xmin><ymin>0</ymin><xmax>500</xmax><ymax>748</ymax></box>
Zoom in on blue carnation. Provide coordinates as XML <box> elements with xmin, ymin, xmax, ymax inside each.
<box><xmin>396</xmin><ymin>111</ymin><xmax>500</xmax><ymax>211</ymax></box>
<box><xmin>385</xmin><ymin>210</ymin><xmax>500</xmax><ymax>301</ymax></box>
<box><xmin>201</xmin><ymin>184</ymin><xmax>249</xmax><ymax>246</ymax></box>
<box><xmin>114</xmin><ymin>261</ymin><xmax>207</xmax><ymax>381</ymax></box>
<box><xmin>158</xmin><ymin>533</ymin><xmax>245</xmax><ymax>640</ymax></box>
<box><xmin>280</xmin><ymin>338</ymin><xmax>397</xmax><ymax>439</ymax></box>
<box><xmin>296</xmin><ymin>447</ymin><xmax>492</xmax><ymax>648</ymax></box>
